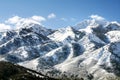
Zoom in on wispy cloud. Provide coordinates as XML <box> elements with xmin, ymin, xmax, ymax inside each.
<box><xmin>70</xmin><ymin>18</ymin><xmax>76</xmax><ymax>22</ymax></box>
<box><xmin>48</xmin><ymin>13</ymin><xmax>56</xmax><ymax>19</ymax></box>
<box><xmin>61</xmin><ymin>17</ymin><xmax>76</xmax><ymax>22</ymax></box>
<box><xmin>61</xmin><ymin>18</ymin><xmax>68</xmax><ymax>21</ymax></box>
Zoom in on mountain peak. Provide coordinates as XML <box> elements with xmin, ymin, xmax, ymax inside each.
<box><xmin>74</xmin><ymin>15</ymin><xmax>108</xmax><ymax>30</ymax></box>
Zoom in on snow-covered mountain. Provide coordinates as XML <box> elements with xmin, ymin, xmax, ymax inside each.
<box><xmin>0</xmin><ymin>16</ymin><xmax>120</xmax><ymax>80</ymax></box>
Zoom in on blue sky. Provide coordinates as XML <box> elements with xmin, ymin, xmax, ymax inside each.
<box><xmin>0</xmin><ymin>0</ymin><xmax>120</xmax><ymax>29</ymax></box>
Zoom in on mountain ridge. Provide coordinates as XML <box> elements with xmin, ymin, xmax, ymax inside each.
<box><xmin>0</xmin><ymin>17</ymin><xmax>120</xmax><ymax>80</ymax></box>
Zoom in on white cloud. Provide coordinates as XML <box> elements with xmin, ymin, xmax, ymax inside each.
<box><xmin>90</xmin><ymin>15</ymin><xmax>105</xmax><ymax>21</ymax></box>
<box><xmin>0</xmin><ymin>23</ymin><xmax>11</xmax><ymax>31</ymax></box>
<box><xmin>61</xmin><ymin>18</ymin><xmax>67</xmax><ymax>21</ymax></box>
<box><xmin>48</xmin><ymin>13</ymin><xmax>56</xmax><ymax>19</ymax></box>
<box><xmin>31</xmin><ymin>16</ymin><xmax>46</xmax><ymax>22</ymax></box>
<box><xmin>6</xmin><ymin>16</ymin><xmax>46</xmax><ymax>24</ymax></box>
<box><xmin>6</xmin><ymin>16</ymin><xmax>21</xmax><ymax>24</ymax></box>
<box><xmin>5</xmin><ymin>15</ymin><xmax>46</xmax><ymax>29</ymax></box>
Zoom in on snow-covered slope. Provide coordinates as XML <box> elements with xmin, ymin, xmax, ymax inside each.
<box><xmin>0</xmin><ymin>22</ymin><xmax>53</xmax><ymax>62</ymax></box>
<box><xmin>0</xmin><ymin>16</ymin><xmax>120</xmax><ymax>80</ymax></box>
<box><xmin>48</xmin><ymin>26</ymin><xmax>76</xmax><ymax>42</ymax></box>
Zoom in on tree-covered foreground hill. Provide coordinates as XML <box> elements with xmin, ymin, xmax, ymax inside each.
<box><xmin>0</xmin><ymin>61</ymin><xmax>57</xmax><ymax>80</ymax></box>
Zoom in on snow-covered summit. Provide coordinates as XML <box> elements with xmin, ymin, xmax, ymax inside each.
<box><xmin>74</xmin><ymin>15</ymin><xmax>108</xmax><ymax>30</ymax></box>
